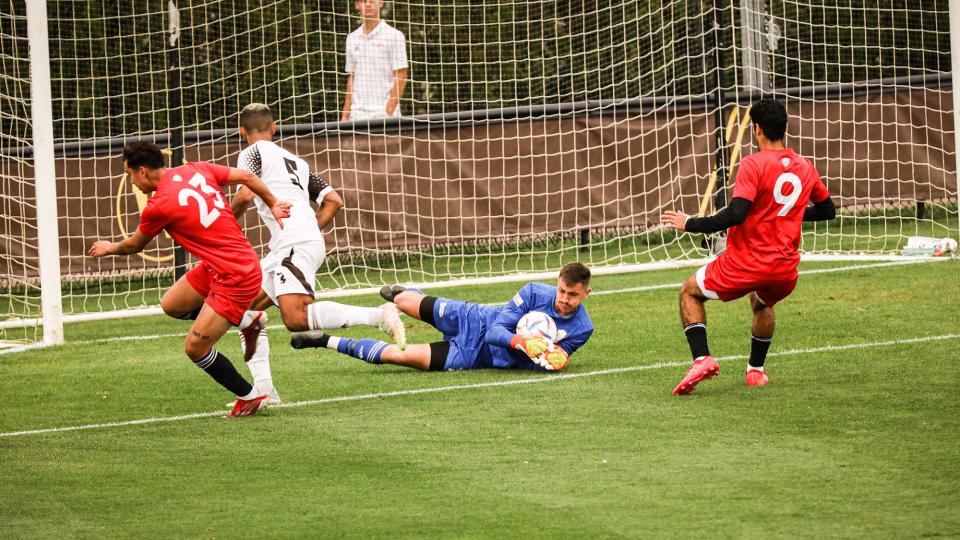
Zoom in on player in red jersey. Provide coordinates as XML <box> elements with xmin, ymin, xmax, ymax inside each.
<box><xmin>662</xmin><ymin>98</ymin><xmax>836</xmax><ymax>395</ymax></box>
<box><xmin>88</xmin><ymin>141</ymin><xmax>292</xmax><ymax>417</ymax></box>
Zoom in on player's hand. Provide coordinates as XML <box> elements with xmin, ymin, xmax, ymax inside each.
<box><xmin>88</xmin><ymin>240</ymin><xmax>113</xmax><ymax>258</ymax></box>
<box><xmin>510</xmin><ymin>335</ymin><xmax>550</xmax><ymax>359</ymax></box>
<box><xmin>271</xmin><ymin>200</ymin><xmax>293</xmax><ymax>229</ymax></box>
<box><xmin>661</xmin><ymin>210</ymin><xmax>689</xmax><ymax>231</ymax></box>
<box><xmin>534</xmin><ymin>347</ymin><xmax>570</xmax><ymax>371</ymax></box>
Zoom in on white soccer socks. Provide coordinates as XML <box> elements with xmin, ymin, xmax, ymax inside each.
<box><xmin>307</xmin><ymin>301</ymin><xmax>382</xmax><ymax>330</ymax></box>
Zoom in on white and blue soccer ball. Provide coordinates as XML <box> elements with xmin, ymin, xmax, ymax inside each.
<box><xmin>516</xmin><ymin>311</ymin><xmax>558</xmax><ymax>342</ymax></box>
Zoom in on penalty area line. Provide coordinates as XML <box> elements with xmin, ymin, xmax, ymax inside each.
<box><xmin>1</xmin><ymin>332</ymin><xmax>957</xmax><ymax>439</ymax></box>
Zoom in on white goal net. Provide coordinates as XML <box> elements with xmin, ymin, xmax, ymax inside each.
<box><xmin>1</xmin><ymin>1</ymin><xmax>958</xmax><ymax>345</ymax></box>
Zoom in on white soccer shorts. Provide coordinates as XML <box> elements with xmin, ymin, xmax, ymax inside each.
<box><xmin>260</xmin><ymin>240</ymin><xmax>326</xmax><ymax>304</ymax></box>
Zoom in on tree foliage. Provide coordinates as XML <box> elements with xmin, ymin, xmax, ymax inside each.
<box><xmin>0</xmin><ymin>0</ymin><xmax>951</xmax><ymax>143</ymax></box>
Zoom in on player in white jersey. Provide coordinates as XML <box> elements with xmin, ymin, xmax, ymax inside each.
<box><xmin>229</xmin><ymin>103</ymin><xmax>406</xmax><ymax>404</ymax></box>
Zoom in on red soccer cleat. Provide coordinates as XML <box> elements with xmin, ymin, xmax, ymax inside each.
<box><xmin>223</xmin><ymin>394</ymin><xmax>268</xmax><ymax>418</ymax></box>
<box><xmin>745</xmin><ymin>368</ymin><xmax>769</xmax><ymax>387</ymax></box>
<box><xmin>672</xmin><ymin>355</ymin><xmax>720</xmax><ymax>395</ymax></box>
<box><xmin>239</xmin><ymin>311</ymin><xmax>267</xmax><ymax>362</ymax></box>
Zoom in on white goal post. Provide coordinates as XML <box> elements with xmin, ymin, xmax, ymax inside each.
<box><xmin>26</xmin><ymin>0</ymin><xmax>63</xmax><ymax>346</ymax></box>
<box><xmin>1</xmin><ymin>1</ymin><xmax>958</xmax><ymax>347</ymax></box>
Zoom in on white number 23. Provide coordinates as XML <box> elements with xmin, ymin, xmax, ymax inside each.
<box><xmin>174</xmin><ymin>173</ymin><xmax>225</xmax><ymax>228</ymax></box>
<box><xmin>773</xmin><ymin>173</ymin><xmax>802</xmax><ymax>217</ymax></box>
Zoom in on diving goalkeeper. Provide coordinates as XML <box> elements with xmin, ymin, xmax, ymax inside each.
<box><xmin>291</xmin><ymin>263</ymin><xmax>594</xmax><ymax>372</ymax></box>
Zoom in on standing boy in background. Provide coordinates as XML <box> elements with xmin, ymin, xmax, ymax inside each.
<box><xmin>341</xmin><ymin>0</ymin><xmax>409</xmax><ymax>121</ymax></box>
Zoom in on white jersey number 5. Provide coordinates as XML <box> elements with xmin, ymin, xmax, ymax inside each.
<box><xmin>773</xmin><ymin>173</ymin><xmax>802</xmax><ymax>217</ymax></box>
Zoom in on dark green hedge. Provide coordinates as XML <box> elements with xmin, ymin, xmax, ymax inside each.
<box><xmin>0</xmin><ymin>0</ymin><xmax>951</xmax><ymax>143</ymax></box>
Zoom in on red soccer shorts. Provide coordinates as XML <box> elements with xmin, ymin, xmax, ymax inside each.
<box><xmin>185</xmin><ymin>261</ymin><xmax>262</xmax><ymax>325</ymax></box>
<box><xmin>695</xmin><ymin>256</ymin><xmax>797</xmax><ymax>307</ymax></box>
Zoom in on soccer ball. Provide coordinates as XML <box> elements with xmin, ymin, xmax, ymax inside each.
<box><xmin>516</xmin><ymin>311</ymin><xmax>558</xmax><ymax>342</ymax></box>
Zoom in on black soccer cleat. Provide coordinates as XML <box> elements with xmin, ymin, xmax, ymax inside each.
<box><xmin>379</xmin><ymin>285</ymin><xmax>407</xmax><ymax>302</ymax></box>
<box><xmin>291</xmin><ymin>331</ymin><xmax>329</xmax><ymax>350</ymax></box>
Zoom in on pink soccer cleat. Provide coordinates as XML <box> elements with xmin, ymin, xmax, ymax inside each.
<box><xmin>745</xmin><ymin>368</ymin><xmax>769</xmax><ymax>387</ymax></box>
<box><xmin>672</xmin><ymin>355</ymin><xmax>720</xmax><ymax>395</ymax></box>
<box><xmin>223</xmin><ymin>394</ymin><xmax>268</xmax><ymax>418</ymax></box>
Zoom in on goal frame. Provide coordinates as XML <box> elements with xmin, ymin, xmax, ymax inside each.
<box><xmin>9</xmin><ymin>1</ymin><xmax>960</xmax><ymax>351</ymax></box>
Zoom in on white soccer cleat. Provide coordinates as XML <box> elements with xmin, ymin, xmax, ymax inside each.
<box><xmin>227</xmin><ymin>387</ymin><xmax>281</xmax><ymax>409</ymax></box>
<box><xmin>379</xmin><ymin>303</ymin><xmax>406</xmax><ymax>350</ymax></box>
<box><xmin>264</xmin><ymin>386</ymin><xmax>282</xmax><ymax>406</ymax></box>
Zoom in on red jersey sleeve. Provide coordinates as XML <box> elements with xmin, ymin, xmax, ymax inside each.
<box><xmin>193</xmin><ymin>162</ymin><xmax>232</xmax><ymax>187</ymax></box>
<box><xmin>808</xmin><ymin>167</ymin><xmax>830</xmax><ymax>203</ymax></box>
<box><xmin>731</xmin><ymin>156</ymin><xmax>761</xmax><ymax>202</ymax></box>
<box><xmin>137</xmin><ymin>197</ymin><xmax>169</xmax><ymax>238</ymax></box>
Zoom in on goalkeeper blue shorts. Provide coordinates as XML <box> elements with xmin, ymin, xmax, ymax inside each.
<box><xmin>430</xmin><ymin>297</ymin><xmax>494</xmax><ymax>370</ymax></box>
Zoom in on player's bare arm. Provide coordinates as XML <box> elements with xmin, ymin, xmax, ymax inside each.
<box><xmin>88</xmin><ymin>229</ymin><xmax>153</xmax><ymax>258</ymax></box>
<box><xmin>222</xmin><ymin>167</ymin><xmax>292</xmax><ymax>225</ymax></box>
<box><xmin>341</xmin><ymin>74</ymin><xmax>354</xmax><ymax>121</ymax></box>
<box><xmin>385</xmin><ymin>68</ymin><xmax>408</xmax><ymax>116</ymax></box>
<box><xmin>315</xmin><ymin>189</ymin><xmax>344</xmax><ymax>230</ymax></box>
<box><xmin>229</xmin><ymin>185</ymin><xmax>255</xmax><ymax>218</ymax></box>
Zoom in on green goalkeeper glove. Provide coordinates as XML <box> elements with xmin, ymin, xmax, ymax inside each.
<box><xmin>510</xmin><ymin>335</ymin><xmax>550</xmax><ymax>358</ymax></box>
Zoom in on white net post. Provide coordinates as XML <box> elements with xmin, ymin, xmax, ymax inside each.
<box><xmin>26</xmin><ymin>0</ymin><xmax>62</xmax><ymax>346</ymax></box>
<box><xmin>951</xmin><ymin>0</ymin><xmax>960</xmax><ymax>241</ymax></box>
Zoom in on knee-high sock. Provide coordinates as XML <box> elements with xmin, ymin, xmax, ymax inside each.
<box><xmin>321</xmin><ymin>334</ymin><xmax>388</xmax><ymax>364</ymax></box>
<box><xmin>307</xmin><ymin>301</ymin><xmax>382</xmax><ymax>330</ymax></box>
<box><xmin>749</xmin><ymin>335</ymin><xmax>772</xmax><ymax>369</ymax></box>
<box><xmin>195</xmin><ymin>349</ymin><xmax>257</xmax><ymax>398</ymax></box>
<box><xmin>240</xmin><ymin>328</ymin><xmax>273</xmax><ymax>393</ymax></box>
<box><xmin>684</xmin><ymin>323</ymin><xmax>710</xmax><ymax>361</ymax></box>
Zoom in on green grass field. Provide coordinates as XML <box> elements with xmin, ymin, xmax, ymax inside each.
<box><xmin>2</xmin><ymin>259</ymin><xmax>959</xmax><ymax>538</ymax></box>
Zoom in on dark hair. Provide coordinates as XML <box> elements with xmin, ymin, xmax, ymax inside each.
<box><xmin>749</xmin><ymin>98</ymin><xmax>788</xmax><ymax>142</ymax></box>
<box><xmin>559</xmin><ymin>262</ymin><xmax>591</xmax><ymax>287</ymax></box>
<box><xmin>239</xmin><ymin>103</ymin><xmax>274</xmax><ymax>134</ymax></box>
<box><xmin>122</xmin><ymin>141</ymin><xmax>165</xmax><ymax>170</ymax></box>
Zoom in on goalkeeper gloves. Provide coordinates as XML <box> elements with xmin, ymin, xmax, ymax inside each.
<box><xmin>534</xmin><ymin>347</ymin><xmax>569</xmax><ymax>371</ymax></box>
<box><xmin>510</xmin><ymin>335</ymin><xmax>550</xmax><ymax>358</ymax></box>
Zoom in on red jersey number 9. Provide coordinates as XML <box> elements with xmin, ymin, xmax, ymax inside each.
<box><xmin>773</xmin><ymin>172</ymin><xmax>802</xmax><ymax>217</ymax></box>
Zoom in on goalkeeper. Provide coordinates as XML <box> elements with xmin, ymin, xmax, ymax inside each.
<box><xmin>291</xmin><ymin>262</ymin><xmax>594</xmax><ymax>372</ymax></box>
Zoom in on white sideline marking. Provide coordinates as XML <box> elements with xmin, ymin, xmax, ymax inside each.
<box><xmin>0</xmin><ymin>258</ymin><xmax>945</xmax><ymax>356</ymax></box>
<box><xmin>1</xmin><ymin>332</ymin><xmax>957</xmax><ymax>439</ymax></box>
<box><xmin>591</xmin><ymin>258</ymin><xmax>946</xmax><ymax>296</ymax></box>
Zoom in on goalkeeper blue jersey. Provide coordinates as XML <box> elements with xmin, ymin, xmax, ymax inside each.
<box><xmin>433</xmin><ymin>282</ymin><xmax>593</xmax><ymax>370</ymax></box>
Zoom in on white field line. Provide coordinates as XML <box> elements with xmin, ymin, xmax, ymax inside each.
<box><xmin>590</xmin><ymin>257</ymin><xmax>948</xmax><ymax>296</ymax></box>
<box><xmin>1</xmin><ymin>332</ymin><xmax>957</xmax><ymax>439</ymax></box>
<box><xmin>0</xmin><ymin>258</ymin><xmax>945</xmax><ymax>356</ymax></box>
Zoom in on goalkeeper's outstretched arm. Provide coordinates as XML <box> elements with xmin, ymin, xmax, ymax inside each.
<box><xmin>485</xmin><ymin>284</ymin><xmax>536</xmax><ymax>350</ymax></box>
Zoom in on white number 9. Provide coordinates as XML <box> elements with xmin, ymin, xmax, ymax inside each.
<box><xmin>773</xmin><ymin>173</ymin><xmax>802</xmax><ymax>217</ymax></box>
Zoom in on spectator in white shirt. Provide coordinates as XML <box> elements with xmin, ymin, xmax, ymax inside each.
<box><xmin>341</xmin><ymin>0</ymin><xmax>409</xmax><ymax>121</ymax></box>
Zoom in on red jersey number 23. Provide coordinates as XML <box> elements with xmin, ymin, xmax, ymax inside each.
<box><xmin>174</xmin><ymin>172</ymin><xmax>226</xmax><ymax>228</ymax></box>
